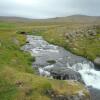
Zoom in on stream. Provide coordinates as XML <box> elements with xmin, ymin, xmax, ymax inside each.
<box><xmin>22</xmin><ymin>35</ymin><xmax>100</xmax><ymax>100</ymax></box>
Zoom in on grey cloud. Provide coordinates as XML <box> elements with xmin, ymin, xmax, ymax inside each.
<box><xmin>0</xmin><ymin>0</ymin><xmax>100</xmax><ymax>19</ymax></box>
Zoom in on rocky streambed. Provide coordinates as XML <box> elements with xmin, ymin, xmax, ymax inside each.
<box><xmin>21</xmin><ymin>35</ymin><xmax>100</xmax><ymax>100</ymax></box>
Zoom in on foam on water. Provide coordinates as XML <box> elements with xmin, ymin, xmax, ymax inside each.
<box><xmin>72</xmin><ymin>62</ymin><xmax>100</xmax><ymax>89</ymax></box>
<box><xmin>43</xmin><ymin>65</ymin><xmax>54</xmax><ymax>69</ymax></box>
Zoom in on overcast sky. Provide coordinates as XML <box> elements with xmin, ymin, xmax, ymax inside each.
<box><xmin>0</xmin><ymin>0</ymin><xmax>100</xmax><ymax>19</ymax></box>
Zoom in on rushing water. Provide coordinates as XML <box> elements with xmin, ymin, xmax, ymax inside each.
<box><xmin>71</xmin><ymin>62</ymin><xmax>100</xmax><ymax>89</ymax></box>
<box><xmin>22</xmin><ymin>35</ymin><xmax>100</xmax><ymax>90</ymax></box>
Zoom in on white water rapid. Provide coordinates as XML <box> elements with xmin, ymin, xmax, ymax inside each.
<box><xmin>71</xmin><ymin>62</ymin><xmax>100</xmax><ymax>89</ymax></box>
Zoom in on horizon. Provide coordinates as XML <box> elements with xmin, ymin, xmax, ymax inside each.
<box><xmin>0</xmin><ymin>14</ymin><xmax>100</xmax><ymax>20</ymax></box>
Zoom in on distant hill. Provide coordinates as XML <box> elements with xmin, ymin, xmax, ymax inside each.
<box><xmin>40</xmin><ymin>15</ymin><xmax>100</xmax><ymax>24</ymax></box>
<box><xmin>0</xmin><ymin>15</ymin><xmax>100</xmax><ymax>24</ymax></box>
<box><xmin>0</xmin><ymin>16</ymin><xmax>33</xmax><ymax>23</ymax></box>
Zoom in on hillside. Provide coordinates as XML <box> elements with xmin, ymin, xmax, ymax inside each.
<box><xmin>37</xmin><ymin>15</ymin><xmax>100</xmax><ymax>24</ymax></box>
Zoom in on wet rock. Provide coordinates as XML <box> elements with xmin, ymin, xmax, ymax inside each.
<box><xmin>47</xmin><ymin>60</ymin><xmax>56</xmax><ymax>64</ymax></box>
<box><xmin>88</xmin><ymin>87</ymin><xmax>100</xmax><ymax>100</ymax></box>
<box><xmin>48</xmin><ymin>67</ymin><xmax>84</xmax><ymax>83</ymax></box>
<box><xmin>19</xmin><ymin>31</ymin><xmax>28</xmax><ymax>35</ymax></box>
<box><xmin>94</xmin><ymin>57</ymin><xmax>100</xmax><ymax>67</ymax></box>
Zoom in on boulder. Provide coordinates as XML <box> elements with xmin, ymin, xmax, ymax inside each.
<box><xmin>87</xmin><ymin>30</ymin><xmax>97</xmax><ymax>36</ymax></box>
<box><xmin>48</xmin><ymin>67</ymin><xmax>84</xmax><ymax>83</ymax></box>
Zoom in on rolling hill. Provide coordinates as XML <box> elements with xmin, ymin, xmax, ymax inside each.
<box><xmin>0</xmin><ymin>15</ymin><xmax>100</xmax><ymax>24</ymax></box>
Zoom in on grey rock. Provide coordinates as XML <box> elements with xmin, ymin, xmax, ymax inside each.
<box><xmin>48</xmin><ymin>67</ymin><xmax>84</xmax><ymax>83</ymax></box>
<box><xmin>94</xmin><ymin>57</ymin><xmax>100</xmax><ymax>66</ymax></box>
<box><xmin>88</xmin><ymin>87</ymin><xmax>100</xmax><ymax>100</ymax></box>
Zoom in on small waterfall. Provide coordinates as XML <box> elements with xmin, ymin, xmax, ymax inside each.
<box><xmin>71</xmin><ymin>62</ymin><xmax>100</xmax><ymax>89</ymax></box>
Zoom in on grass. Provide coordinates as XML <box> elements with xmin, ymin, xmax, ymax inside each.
<box><xmin>0</xmin><ymin>21</ymin><xmax>90</xmax><ymax>100</ymax></box>
<box><xmin>0</xmin><ymin>67</ymin><xmax>89</xmax><ymax>100</ymax></box>
<box><xmin>71</xmin><ymin>33</ymin><xmax>100</xmax><ymax>60</ymax></box>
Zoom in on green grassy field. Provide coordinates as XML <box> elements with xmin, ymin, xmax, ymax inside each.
<box><xmin>0</xmin><ymin>21</ymin><xmax>90</xmax><ymax>100</ymax></box>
